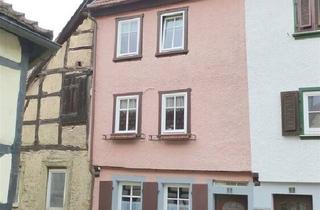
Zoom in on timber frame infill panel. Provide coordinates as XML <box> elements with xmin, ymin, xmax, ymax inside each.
<box><xmin>113</xmin><ymin>14</ymin><xmax>144</xmax><ymax>62</ymax></box>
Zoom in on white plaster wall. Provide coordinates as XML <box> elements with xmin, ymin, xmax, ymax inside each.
<box><xmin>254</xmin><ymin>182</ymin><xmax>320</xmax><ymax>210</ymax></box>
<box><xmin>0</xmin><ymin>66</ymin><xmax>21</xmax><ymax>145</ymax></box>
<box><xmin>0</xmin><ymin>154</ymin><xmax>12</xmax><ymax>203</ymax></box>
<box><xmin>246</xmin><ymin>0</ymin><xmax>320</xmax><ymax>182</ymax></box>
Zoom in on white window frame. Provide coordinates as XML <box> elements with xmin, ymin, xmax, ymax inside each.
<box><xmin>161</xmin><ymin>92</ymin><xmax>188</xmax><ymax>134</ymax></box>
<box><xmin>115</xmin><ymin>95</ymin><xmax>139</xmax><ymax>134</ymax></box>
<box><xmin>164</xmin><ymin>184</ymin><xmax>191</xmax><ymax>210</ymax></box>
<box><xmin>160</xmin><ymin>10</ymin><xmax>185</xmax><ymax>52</ymax></box>
<box><xmin>117</xmin><ymin>182</ymin><xmax>142</xmax><ymax>210</ymax></box>
<box><xmin>303</xmin><ymin>91</ymin><xmax>320</xmax><ymax>135</ymax></box>
<box><xmin>46</xmin><ymin>169</ymin><xmax>67</xmax><ymax>210</ymax></box>
<box><xmin>117</xmin><ymin>17</ymin><xmax>141</xmax><ymax>57</ymax></box>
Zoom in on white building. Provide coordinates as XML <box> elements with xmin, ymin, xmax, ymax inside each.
<box><xmin>246</xmin><ymin>0</ymin><xmax>320</xmax><ymax>209</ymax></box>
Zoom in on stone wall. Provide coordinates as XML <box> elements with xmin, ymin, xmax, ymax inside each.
<box><xmin>15</xmin><ymin>18</ymin><xmax>94</xmax><ymax>210</ymax></box>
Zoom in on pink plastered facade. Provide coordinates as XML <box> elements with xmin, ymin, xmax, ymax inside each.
<box><xmin>91</xmin><ymin>0</ymin><xmax>252</xmax><ymax>209</ymax></box>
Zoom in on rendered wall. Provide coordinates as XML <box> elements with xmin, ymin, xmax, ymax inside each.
<box><xmin>16</xmin><ymin>18</ymin><xmax>94</xmax><ymax>209</ymax></box>
<box><xmin>246</xmin><ymin>0</ymin><xmax>320</xmax><ymax>183</ymax></box>
<box><xmin>93</xmin><ymin>0</ymin><xmax>251</xmax><ymax>172</ymax></box>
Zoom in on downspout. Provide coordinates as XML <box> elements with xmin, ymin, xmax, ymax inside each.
<box><xmin>86</xmin><ymin>12</ymin><xmax>98</xmax><ymax>210</ymax></box>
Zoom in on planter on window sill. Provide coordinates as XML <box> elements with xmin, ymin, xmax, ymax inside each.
<box><xmin>149</xmin><ymin>133</ymin><xmax>196</xmax><ymax>141</ymax></box>
<box><xmin>103</xmin><ymin>133</ymin><xmax>145</xmax><ymax>141</ymax></box>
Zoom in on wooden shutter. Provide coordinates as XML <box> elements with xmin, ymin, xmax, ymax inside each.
<box><xmin>281</xmin><ymin>91</ymin><xmax>300</xmax><ymax>136</ymax></box>
<box><xmin>99</xmin><ymin>181</ymin><xmax>113</xmax><ymax>210</ymax></box>
<box><xmin>192</xmin><ymin>184</ymin><xmax>208</xmax><ymax>210</ymax></box>
<box><xmin>61</xmin><ymin>74</ymin><xmax>88</xmax><ymax>125</ymax></box>
<box><xmin>142</xmin><ymin>182</ymin><xmax>158</xmax><ymax>210</ymax></box>
<box><xmin>297</xmin><ymin>0</ymin><xmax>312</xmax><ymax>29</ymax></box>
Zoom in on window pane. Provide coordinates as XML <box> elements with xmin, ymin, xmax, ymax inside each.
<box><xmin>119</xmin><ymin>111</ymin><xmax>127</xmax><ymax>131</ymax></box>
<box><xmin>175</xmin><ymin>108</ymin><xmax>185</xmax><ymax>130</ymax></box>
<box><xmin>131</xmin><ymin>20</ymin><xmax>138</xmax><ymax>32</ymax></box>
<box><xmin>129</xmin><ymin>32</ymin><xmax>138</xmax><ymax>53</ymax></box>
<box><xmin>49</xmin><ymin>172</ymin><xmax>65</xmax><ymax>208</ymax></box>
<box><xmin>121</xmin><ymin>197</ymin><xmax>130</xmax><ymax>210</ymax></box>
<box><xmin>129</xmin><ymin>99</ymin><xmax>137</xmax><ymax>109</ymax></box>
<box><xmin>179</xmin><ymin>188</ymin><xmax>189</xmax><ymax>199</ymax></box>
<box><xmin>120</xmin><ymin>99</ymin><xmax>128</xmax><ymax>109</ymax></box>
<box><xmin>173</xmin><ymin>27</ymin><xmax>183</xmax><ymax>48</ymax></box>
<box><xmin>166</xmin><ymin>97</ymin><xmax>174</xmax><ymax>107</ymax></box>
<box><xmin>175</xmin><ymin>16</ymin><xmax>183</xmax><ymax>27</ymax></box>
<box><xmin>121</xmin><ymin>22</ymin><xmax>130</xmax><ymax>33</ymax></box>
<box><xmin>309</xmin><ymin>113</ymin><xmax>320</xmax><ymax>128</ymax></box>
<box><xmin>128</xmin><ymin>110</ymin><xmax>136</xmax><ymax>131</ymax></box>
<box><xmin>122</xmin><ymin>185</ymin><xmax>131</xmax><ymax>196</ymax></box>
<box><xmin>168</xmin><ymin>187</ymin><xmax>178</xmax><ymax>198</ymax></box>
<box><xmin>164</xmin><ymin>28</ymin><xmax>174</xmax><ymax>49</ymax></box>
<box><xmin>132</xmin><ymin>186</ymin><xmax>141</xmax><ymax>196</ymax></box>
<box><xmin>168</xmin><ymin>200</ymin><xmax>178</xmax><ymax>210</ymax></box>
<box><xmin>179</xmin><ymin>200</ymin><xmax>189</xmax><ymax>210</ymax></box>
<box><xmin>166</xmin><ymin>109</ymin><xmax>175</xmax><ymax>130</ymax></box>
<box><xmin>165</xmin><ymin>18</ymin><xmax>175</xmax><ymax>29</ymax></box>
<box><xmin>308</xmin><ymin>96</ymin><xmax>320</xmax><ymax>111</ymax></box>
<box><xmin>176</xmin><ymin>96</ymin><xmax>184</xmax><ymax>107</ymax></box>
<box><xmin>132</xmin><ymin>198</ymin><xmax>142</xmax><ymax>210</ymax></box>
<box><xmin>120</xmin><ymin>33</ymin><xmax>129</xmax><ymax>54</ymax></box>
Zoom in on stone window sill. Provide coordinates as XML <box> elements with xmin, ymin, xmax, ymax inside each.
<box><xmin>150</xmin><ymin>133</ymin><xmax>196</xmax><ymax>141</ymax></box>
<box><xmin>155</xmin><ymin>49</ymin><xmax>189</xmax><ymax>57</ymax></box>
<box><xmin>293</xmin><ymin>30</ymin><xmax>320</xmax><ymax>39</ymax></box>
<box><xmin>103</xmin><ymin>133</ymin><xmax>144</xmax><ymax>140</ymax></box>
<box><xmin>299</xmin><ymin>135</ymin><xmax>320</xmax><ymax>140</ymax></box>
<box><xmin>113</xmin><ymin>55</ymin><xmax>142</xmax><ymax>62</ymax></box>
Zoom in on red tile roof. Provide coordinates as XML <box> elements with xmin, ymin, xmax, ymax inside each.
<box><xmin>0</xmin><ymin>0</ymin><xmax>53</xmax><ymax>39</ymax></box>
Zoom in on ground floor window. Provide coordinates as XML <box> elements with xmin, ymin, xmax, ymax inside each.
<box><xmin>164</xmin><ymin>185</ymin><xmax>190</xmax><ymax>210</ymax></box>
<box><xmin>273</xmin><ymin>194</ymin><xmax>312</xmax><ymax>210</ymax></box>
<box><xmin>118</xmin><ymin>182</ymin><xmax>142</xmax><ymax>210</ymax></box>
<box><xmin>46</xmin><ymin>169</ymin><xmax>67</xmax><ymax>210</ymax></box>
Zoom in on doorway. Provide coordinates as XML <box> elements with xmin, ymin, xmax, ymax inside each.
<box><xmin>215</xmin><ymin>194</ymin><xmax>248</xmax><ymax>210</ymax></box>
<box><xmin>273</xmin><ymin>194</ymin><xmax>313</xmax><ymax>210</ymax></box>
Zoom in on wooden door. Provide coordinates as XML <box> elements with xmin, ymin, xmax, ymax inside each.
<box><xmin>215</xmin><ymin>195</ymin><xmax>247</xmax><ymax>210</ymax></box>
<box><xmin>274</xmin><ymin>195</ymin><xmax>313</xmax><ymax>210</ymax></box>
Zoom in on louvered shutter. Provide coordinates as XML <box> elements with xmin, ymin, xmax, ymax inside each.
<box><xmin>99</xmin><ymin>181</ymin><xmax>113</xmax><ymax>210</ymax></box>
<box><xmin>297</xmin><ymin>0</ymin><xmax>312</xmax><ymax>29</ymax></box>
<box><xmin>281</xmin><ymin>91</ymin><xmax>300</xmax><ymax>136</ymax></box>
<box><xmin>192</xmin><ymin>184</ymin><xmax>208</xmax><ymax>210</ymax></box>
<box><xmin>61</xmin><ymin>74</ymin><xmax>88</xmax><ymax>125</ymax></box>
<box><xmin>142</xmin><ymin>182</ymin><xmax>158</xmax><ymax>210</ymax></box>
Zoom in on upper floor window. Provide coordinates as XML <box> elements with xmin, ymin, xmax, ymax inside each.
<box><xmin>46</xmin><ymin>169</ymin><xmax>67</xmax><ymax>210</ymax></box>
<box><xmin>114</xmin><ymin>93</ymin><xmax>142</xmax><ymax>134</ymax></box>
<box><xmin>294</xmin><ymin>0</ymin><xmax>320</xmax><ymax>33</ymax></box>
<box><xmin>118</xmin><ymin>182</ymin><xmax>142</xmax><ymax>210</ymax></box>
<box><xmin>115</xmin><ymin>15</ymin><xmax>143</xmax><ymax>61</ymax></box>
<box><xmin>281</xmin><ymin>88</ymin><xmax>320</xmax><ymax>138</ymax></box>
<box><xmin>302</xmin><ymin>90</ymin><xmax>320</xmax><ymax>135</ymax></box>
<box><xmin>61</xmin><ymin>74</ymin><xmax>88</xmax><ymax>125</ymax></box>
<box><xmin>160</xmin><ymin>89</ymin><xmax>191</xmax><ymax>135</ymax></box>
<box><xmin>157</xmin><ymin>8</ymin><xmax>188</xmax><ymax>56</ymax></box>
<box><xmin>164</xmin><ymin>185</ymin><xmax>190</xmax><ymax>210</ymax></box>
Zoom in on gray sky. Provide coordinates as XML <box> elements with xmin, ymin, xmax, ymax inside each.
<box><xmin>4</xmin><ymin>0</ymin><xmax>83</xmax><ymax>38</ymax></box>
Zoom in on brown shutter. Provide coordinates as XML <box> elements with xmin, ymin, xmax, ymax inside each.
<box><xmin>192</xmin><ymin>184</ymin><xmax>208</xmax><ymax>210</ymax></box>
<box><xmin>142</xmin><ymin>182</ymin><xmax>158</xmax><ymax>210</ymax></box>
<box><xmin>99</xmin><ymin>181</ymin><xmax>113</xmax><ymax>210</ymax></box>
<box><xmin>297</xmin><ymin>0</ymin><xmax>312</xmax><ymax>29</ymax></box>
<box><xmin>281</xmin><ymin>91</ymin><xmax>300</xmax><ymax>136</ymax></box>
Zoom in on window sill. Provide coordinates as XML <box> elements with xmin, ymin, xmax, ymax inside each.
<box><xmin>150</xmin><ymin>133</ymin><xmax>196</xmax><ymax>141</ymax></box>
<box><xmin>113</xmin><ymin>55</ymin><xmax>142</xmax><ymax>62</ymax></box>
<box><xmin>155</xmin><ymin>49</ymin><xmax>189</xmax><ymax>57</ymax></box>
<box><xmin>104</xmin><ymin>133</ymin><xmax>144</xmax><ymax>140</ymax></box>
<box><xmin>299</xmin><ymin>135</ymin><xmax>320</xmax><ymax>140</ymax></box>
<box><xmin>292</xmin><ymin>30</ymin><xmax>320</xmax><ymax>39</ymax></box>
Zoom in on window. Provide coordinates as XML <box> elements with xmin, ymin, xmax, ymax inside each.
<box><xmin>302</xmin><ymin>91</ymin><xmax>320</xmax><ymax>135</ymax></box>
<box><xmin>118</xmin><ymin>182</ymin><xmax>142</xmax><ymax>210</ymax></box>
<box><xmin>164</xmin><ymin>185</ymin><xmax>190</xmax><ymax>210</ymax></box>
<box><xmin>294</xmin><ymin>0</ymin><xmax>320</xmax><ymax>33</ymax></box>
<box><xmin>114</xmin><ymin>94</ymin><xmax>142</xmax><ymax>134</ymax></box>
<box><xmin>160</xmin><ymin>90</ymin><xmax>191</xmax><ymax>134</ymax></box>
<box><xmin>61</xmin><ymin>74</ymin><xmax>88</xmax><ymax>125</ymax></box>
<box><xmin>157</xmin><ymin>8</ymin><xmax>188</xmax><ymax>56</ymax></box>
<box><xmin>115</xmin><ymin>15</ymin><xmax>143</xmax><ymax>60</ymax></box>
<box><xmin>46</xmin><ymin>169</ymin><xmax>67</xmax><ymax>210</ymax></box>
<box><xmin>273</xmin><ymin>195</ymin><xmax>312</xmax><ymax>210</ymax></box>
